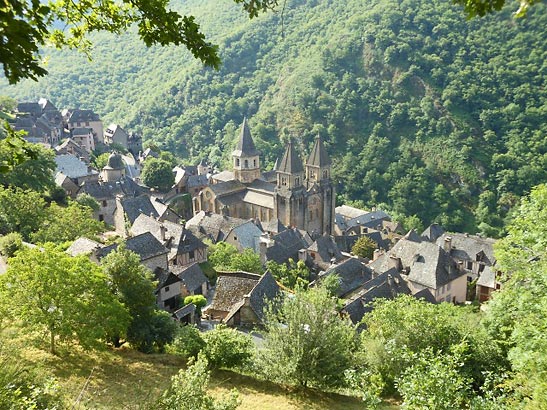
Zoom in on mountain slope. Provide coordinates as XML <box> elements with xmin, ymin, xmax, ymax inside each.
<box><xmin>1</xmin><ymin>0</ymin><xmax>546</xmax><ymax>234</ymax></box>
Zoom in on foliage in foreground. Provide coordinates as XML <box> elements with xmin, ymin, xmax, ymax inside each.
<box><xmin>202</xmin><ymin>325</ymin><xmax>253</xmax><ymax>370</ymax></box>
<box><xmin>258</xmin><ymin>283</ymin><xmax>356</xmax><ymax>388</ymax></box>
<box><xmin>156</xmin><ymin>356</ymin><xmax>240</xmax><ymax>410</ymax></box>
<box><xmin>0</xmin><ymin>245</ymin><xmax>129</xmax><ymax>354</ymax></box>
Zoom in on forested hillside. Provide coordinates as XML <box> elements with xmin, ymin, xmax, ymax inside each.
<box><xmin>1</xmin><ymin>0</ymin><xmax>545</xmax><ymax>234</ymax></box>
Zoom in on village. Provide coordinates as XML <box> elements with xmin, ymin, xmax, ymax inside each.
<box><xmin>7</xmin><ymin>97</ymin><xmax>501</xmax><ymax>330</ymax></box>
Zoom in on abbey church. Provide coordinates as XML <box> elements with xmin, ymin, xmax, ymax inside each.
<box><xmin>193</xmin><ymin>119</ymin><xmax>335</xmax><ymax>236</ymax></box>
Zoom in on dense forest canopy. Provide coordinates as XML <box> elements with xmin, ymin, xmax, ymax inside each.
<box><xmin>1</xmin><ymin>0</ymin><xmax>545</xmax><ymax>234</ymax></box>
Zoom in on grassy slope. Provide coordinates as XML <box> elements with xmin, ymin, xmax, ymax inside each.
<box><xmin>7</xmin><ymin>329</ymin><xmax>396</xmax><ymax>409</ymax></box>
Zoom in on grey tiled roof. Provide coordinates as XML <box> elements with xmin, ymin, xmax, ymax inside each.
<box><xmin>173</xmin><ymin>304</ymin><xmax>196</xmax><ymax>320</ymax></box>
<box><xmin>209</xmin><ymin>180</ymin><xmax>246</xmax><ymax>197</ymax></box>
<box><xmin>308</xmin><ymin>234</ymin><xmax>343</xmax><ymax>264</ymax></box>
<box><xmin>321</xmin><ymin>257</ymin><xmax>374</xmax><ymax>297</ymax></box>
<box><xmin>121</xmin><ymin>195</ymin><xmax>159</xmax><ymax>224</ymax></box>
<box><xmin>186</xmin><ymin>211</ymin><xmax>248</xmax><ymax>242</ymax></box>
<box><xmin>68</xmin><ymin>109</ymin><xmax>100</xmax><ymax>123</ymax></box>
<box><xmin>247</xmin><ymin>270</ymin><xmax>280</xmax><ymax>322</ymax></box>
<box><xmin>55</xmin><ymin>154</ymin><xmax>90</xmax><ymax>179</ymax></box>
<box><xmin>176</xmin><ymin>263</ymin><xmax>208</xmax><ymax>293</ymax></box>
<box><xmin>66</xmin><ymin>237</ymin><xmax>101</xmax><ymax>257</ymax></box>
<box><xmin>207</xmin><ymin>272</ymin><xmax>261</xmax><ymax>314</ymax></box>
<box><xmin>477</xmin><ymin>265</ymin><xmax>496</xmax><ymax>289</ymax></box>
<box><xmin>265</xmin><ymin>228</ymin><xmax>309</xmax><ymax>264</ymax></box>
<box><xmin>277</xmin><ymin>140</ymin><xmax>304</xmax><ymax>174</ymax></box>
<box><xmin>72</xmin><ymin>127</ymin><xmax>92</xmax><ymax>136</ymax></box>
<box><xmin>306</xmin><ymin>135</ymin><xmax>331</xmax><ymax>167</ymax></box>
<box><xmin>370</xmin><ymin>235</ymin><xmax>465</xmax><ymax>289</ymax></box>
<box><xmin>421</xmin><ymin>224</ymin><xmax>445</xmax><ymax>242</ymax></box>
<box><xmin>78</xmin><ymin>176</ymin><xmax>146</xmax><ymax>200</ymax></box>
<box><xmin>97</xmin><ymin>232</ymin><xmax>168</xmax><ymax>261</ymax></box>
<box><xmin>211</xmin><ymin>170</ymin><xmax>234</xmax><ymax>182</ymax></box>
<box><xmin>342</xmin><ymin>269</ymin><xmax>411</xmax><ymax>325</ymax></box>
<box><xmin>187</xmin><ymin>174</ymin><xmax>209</xmax><ymax>188</ymax></box>
<box><xmin>435</xmin><ymin>232</ymin><xmax>496</xmax><ymax>266</ymax></box>
<box><xmin>153</xmin><ymin>267</ymin><xmax>181</xmax><ymax>291</ymax></box>
<box><xmin>262</xmin><ymin>218</ymin><xmax>287</xmax><ymax>234</ymax></box>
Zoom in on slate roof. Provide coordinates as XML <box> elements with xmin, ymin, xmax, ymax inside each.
<box><xmin>342</xmin><ymin>269</ymin><xmax>411</xmax><ymax>325</ymax></box>
<box><xmin>173</xmin><ymin>304</ymin><xmax>196</xmax><ymax>320</ymax></box>
<box><xmin>211</xmin><ymin>170</ymin><xmax>235</xmax><ymax>182</ymax></box>
<box><xmin>17</xmin><ymin>102</ymin><xmax>42</xmax><ymax>117</ymax></box>
<box><xmin>308</xmin><ymin>234</ymin><xmax>343</xmax><ymax>266</ymax></box>
<box><xmin>247</xmin><ymin>179</ymin><xmax>275</xmax><ymax>194</ymax></box>
<box><xmin>72</xmin><ymin>127</ymin><xmax>93</xmax><ymax>136</ymax></box>
<box><xmin>186</xmin><ymin>211</ymin><xmax>249</xmax><ymax>242</ymax></box>
<box><xmin>477</xmin><ymin>265</ymin><xmax>496</xmax><ymax>289</ymax></box>
<box><xmin>176</xmin><ymin>263</ymin><xmax>208</xmax><ymax>293</ymax></box>
<box><xmin>121</xmin><ymin>195</ymin><xmax>159</xmax><ymax>224</ymax></box>
<box><xmin>97</xmin><ymin>232</ymin><xmax>168</xmax><ymax>261</ymax></box>
<box><xmin>421</xmin><ymin>224</ymin><xmax>445</xmax><ymax>242</ymax></box>
<box><xmin>435</xmin><ymin>232</ymin><xmax>496</xmax><ymax>266</ymax></box>
<box><xmin>321</xmin><ymin>257</ymin><xmax>374</xmax><ymax>297</ymax></box>
<box><xmin>153</xmin><ymin>267</ymin><xmax>181</xmax><ymax>291</ymax></box>
<box><xmin>369</xmin><ymin>235</ymin><xmax>464</xmax><ymax>290</ymax></box>
<box><xmin>262</xmin><ymin>218</ymin><xmax>287</xmax><ymax>234</ymax></box>
<box><xmin>335</xmin><ymin>205</ymin><xmax>368</xmax><ymax>220</ymax></box>
<box><xmin>232</xmin><ymin>118</ymin><xmax>259</xmax><ymax>157</ymax></box>
<box><xmin>66</xmin><ymin>237</ymin><xmax>102</xmax><ymax>257</ymax></box>
<box><xmin>78</xmin><ymin>176</ymin><xmax>146</xmax><ymax>200</ymax></box>
<box><xmin>55</xmin><ymin>154</ymin><xmax>90</xmax><ymax>179</ymax></box>
<box><xmin>207</xmin><ymin>272</ymin><xmax>261</xmax><ymax>314</ymax></box>
<box><xmin>278</xmin><ymin>140</ymin><xmax>304</xmax><ymax>174</ymax></box>
<box><xmin>265</xmin><ymin>228</ymin><xmax>310</xmax><ymax>264</ymax></box>
<box><xmin>68</xmin><ymin>109</ymin><xmax>100</xmax><ymax>123</ymax></box>
<box><xmin>209</xmin><ymin>180</ymin><xmax>246</xmax><ymax>197</ymax></box>
<box><xmin>306</xmin><ymin>135</ymin><xmax>331</xmax><ymax>167</ymax></box>
<box><xmin>187</xmin><ymin>174</ymin><xmax>209</xmax><ymax>189</ymax></box>
<box><xmin>55</xmin><ymin>138</ymin><xmax>89</xmax><ymax>159</ymax></box>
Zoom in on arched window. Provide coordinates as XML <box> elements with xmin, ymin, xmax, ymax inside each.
<box><xmin>295</xmin><ymin>177</ymin><xmax>300</xmax><ymax>186</ymax></box>
<box><xmin>236</xmin><ymin>158</ymin><xmax>240</xmax><ymax>167</ymax></box>
<box><xmin>253</xmin><ymin>159</ymin><xmax>257</xmax><ymax>167</ymax></box>
<box><xmin>281</xmin><ymin>177</ymin><xmax>287</xmax><ymax>186</ymax></box>
<box><xmin>323</xmin><ymin>170</ymin><xmax>328</xmax><ymax>179</ymax></box>
<box><xmin>244</xmin><ymin>159</ymin><xmax>249</xmax><ymax>168</ymax></box>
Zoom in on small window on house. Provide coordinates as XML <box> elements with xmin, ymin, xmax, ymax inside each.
<box><xmin>99</xmin><ymin>214</ymin><xmax>104</xmax><ymax>222</ymax></box>
<box><xmin>244</xmin><ymin>159</ymin><xmax>249</xmax><ymax>168</ymax></box>
<box><xmin>165</xmin><ymin>286</ymin><xmax>170</xmax><ymax>292</ymax></box>
<box><xmin>234</xmin><ymin>236</ymin><xmax>238</xmax><ymax>241</ymax></box>
<box><xmin>102</xmin><ymin>200</ymin><xmax>107</xmax><ymax>207</ymax></box>
<box><xmin>495</xmin><ymin>283</ymin><xmax>501</xmax><ymax>290</ymax></box>
<box><xmin>478</xmin><ymin>263</ymin><xmax>485</xmax><ymax>273</ymax></box>
<box><xmin>310</xmin><ymin>252</ymin><xmax>316</xmax><ymax>259</ymax></box>
<box><xmin>236</xmin><ymin>158</ymin><xmax>240</xmax><ymax>167</ymax></box>
<box><xmin>85</xmin><ymin>122</ymin><xmax>89</xmax><ymax>126</ymax></box>
<box><xmin>253</xmin><ymin>159</ymin><xmax>257</xmax><ymax>167</ymax></box>
<box><xmin>466</xmin><ymin>261</ymin><xmax>473</xmax><ymax>270</ymax></box>
<box><xmin>281</xmin><ymin>177</ymin><xmax>287</xmax><ymax>186</ymax></box>
<box><xmin>189</xmin><ymin>251</ymin><xmax>195</xmax><ymax>260</ymax></box>
<box><xmin>295</xmin><ymin>177</ymin><xmax>300</xmax><ymax>186</ymax></box>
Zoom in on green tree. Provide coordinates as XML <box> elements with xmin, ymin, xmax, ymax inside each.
<box><xmin>141</xmin><ymin>158</ymin><xmax>175</xmax><ymax>192</ymax></box>
<box><xmin>209</xmin><ymin>242</ymin><xmax>263</xmax><ymax>274</ymax></box>
<box><xmin>202</xmin><ymin>325</ymin><xmax>253</xmax><ymax>370</ymax></box>
<box><xmin>168</xmin><ymin>325</ymin><xmax>205</xmax><ymax>361</ymax></box>
<box><xmin>266</xmin><ymin>259</ymin><xmax>310</xmax><ymax>290</ymax></box>
<box><xmin>76</xmin><ymin>193</ymin><xmax>100</xmax><ymax>212</ymax></box>
<box><xmin>184</xmin><ymin>294</ymin><xmax>207</xmax><ymax>316</ymax></box>
<box><xmin>0</xmin><ymin>187</ymin><xmax>46</xmax><ymax>240</ymax></box>
<box><xmin>0</xmin><ymin>0</ymin><xmax>277</xmax><ymax>84</ymax></box>
<box><xmin>156</xmin><ymin>356</ymin><xmax>239</xmax><ymax>410</ymax></box>
<box><xmin>351</xmin><ymin>236</ymin><xmax>378</xmax><ymax>259</ymax></box>
<box><xmin>484</xmin><ymin>184</ymin><xmax>547</xmax><ymax>407</ymax></box>
<box><xmin>396</xmin><ymin>345</ymin><xmax>470</xmax><ymax>410</ymax></box>
<box><xmin>101</xmin><ymin>245</ymin><xmax>177</xmax><ymax>352</ymax></box>
<box><xmin>0</xmin><ymin>232</ymin><xmax>23</xmax><ymax>257</ymax></box>
<box><xmin>0</xmin><ymin>245</ymin><xmax>129</xmax><ymax>354</ymax></box>
<box><xmin>93</xmin><ymin>152</ymin><xmax>111</xmax><ymax>170</ymax></box>
<box><xmin>258</xmin><ymin>283</ymin><xmax>356</xmax><ymax>388</ymax></box>
<box><xmin>32</xmin><ymin>201</ymin><xmax>105</xmax><ymax>244</ymax></box>
<box><xmin>0</xmin><ymin>134</ymin><xmax>55</xmax><ymax>191</ymax></box>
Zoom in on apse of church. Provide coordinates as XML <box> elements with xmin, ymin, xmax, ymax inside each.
<box><xmin>193</xmin><ymin>119</ymin><xmax>335</xmax><ymax>236</ymax></box>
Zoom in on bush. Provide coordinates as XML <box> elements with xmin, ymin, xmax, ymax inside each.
<box><xmin>0</xmin><ymin>232</ymin><xmax>22</xmax><ymax>257</ymax></box>
<box><xmin>168</xmin><ymin>325</ymin><xmax>205</xmax><ymax>360</ymax></box>
<box><xmin>202</xmin><ymin>325</ymin><xmax>253</xmax><ymax>369</ymax></box>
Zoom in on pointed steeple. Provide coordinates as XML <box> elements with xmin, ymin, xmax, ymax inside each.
<box><xmin>306</xmin><ymin>134</ymin><xmax>331</xmax><ymax>167</ymax></box>
<box><xmin>278</xmin><ymin>139</ymin><xmax>304</xmax><ymax>174</ymax></box>
<box><xmin>232</xmin><ymin>117</ymin><xmax>259</xmax><ymax>157</ymax></box>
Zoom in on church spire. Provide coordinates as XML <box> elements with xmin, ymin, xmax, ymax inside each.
<box><xmin>306</xmin><ymin>134</ymin><xmax>331</xmax><ymax>167</ymax></box>
<box><xmin>232</xmin><ymin>117</ymin><xmax>259</xmax><ymax>157</ymax></box>
<box><xmin>278</xmin><ymin>139</ymin><xmax>304</xmax><ymax>174</ymax></box>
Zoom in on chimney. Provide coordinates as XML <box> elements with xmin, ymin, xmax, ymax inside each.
<box><xmin>373</xmin><ymin>248</ymin><xmax>382</xmax><ymax>261</ymax></box>
<box><xmin>388</xmin><ymin>255</ymin><xmax>402</xmax><ymax>271</ymax></box>
<box><xmin>159</xmin><ymin>224</ymin><xmax>167</xmax><ymax>242</ymax></box>
<box><xmin>444</xmin><ymin>236</ymin><xmax>452</xmax><ymax>253</ymax></box>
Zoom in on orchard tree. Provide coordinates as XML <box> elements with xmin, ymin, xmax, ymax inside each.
<box><xmin>351</xmin><ymin>236</ymin><xmax>377</xmax><ymax>259</ymax></box>
<box><xmin>0</xmin><ymin>245</ymin><xmax>129</xmax><ymax>354</ymax></box>
<box><xmin>0</xmin><ymin>186</ymin><xmax>46</xmax><ymax>240</ymax></box>
<box><xmin>258</xmin><ymin>283</ymin><xmax>356</xmax><ymax>388</ymax></box>
<box><xmin>101</xmin><ymin>245</ymin><xmax>177</xmax><ymax>352</ymax></box>
<box><xmin>156</xmin><ymin>356</ymin><xmax>239</xmax><ymax>410</ymax></box>
<box><xmin>32</xmin><ymin>201</ymin><xmax>105</xmax><ymax>244</ymax></box>
<box><xmin>141</xmin><ymin>158</ymin><xmax>175</xmax><ymax>192</ymax></box>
